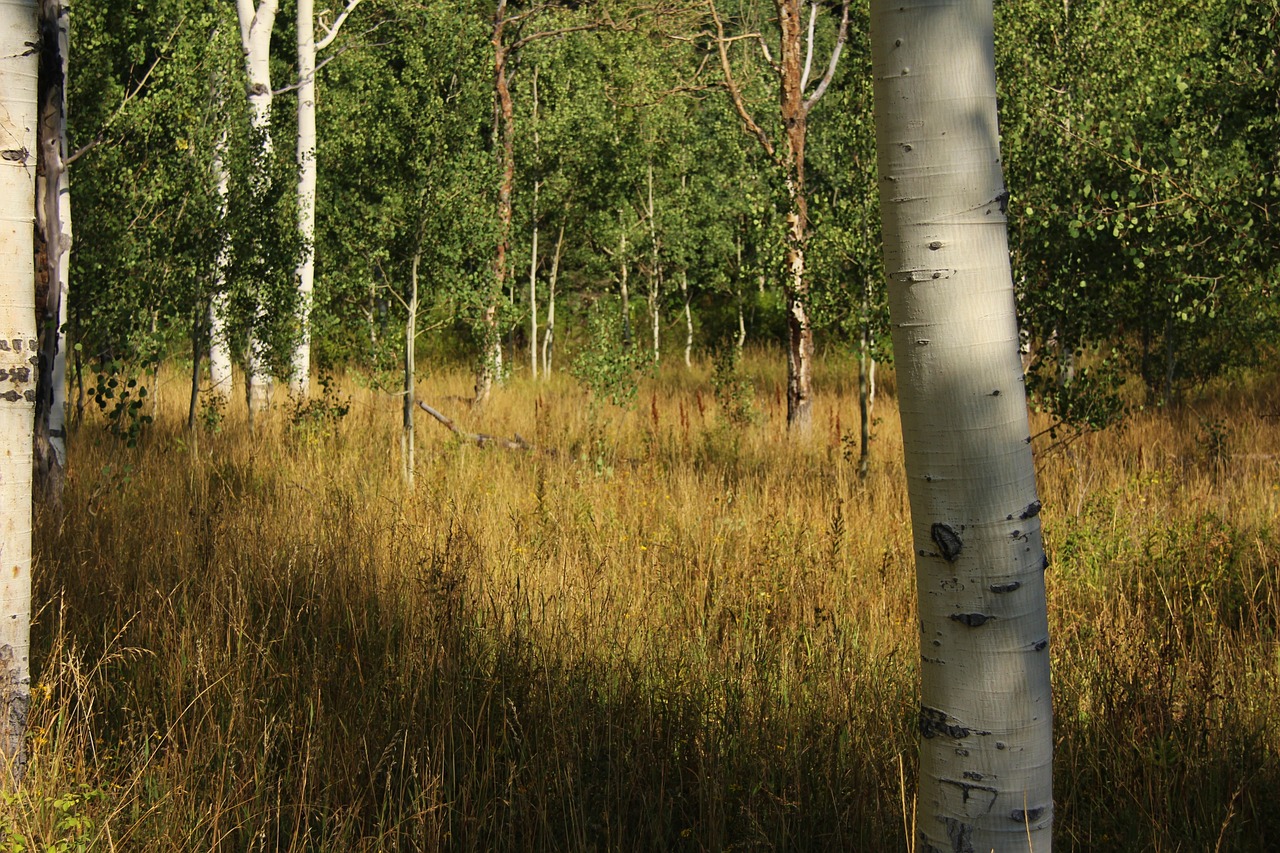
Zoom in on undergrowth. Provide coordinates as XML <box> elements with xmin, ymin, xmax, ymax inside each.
<box><xmin>8</xmin><ymin>354</ymin><xmax>1279</xmax><ymax>851</ymax></box>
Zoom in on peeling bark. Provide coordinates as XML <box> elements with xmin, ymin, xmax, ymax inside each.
<box><xmin>34</xmin><ymin>0</ymin><xmax>69</xmax><ymax>506</ymax></box>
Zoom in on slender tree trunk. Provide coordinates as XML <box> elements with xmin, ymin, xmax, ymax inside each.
<box><xmin>188</xmin><ymin>306</ymin><xmax>203</xmax><ymax>431</ymax></box>
<box><xmin>712</xmin><ymin>0</ymin><xmax>846</xmax><ymax>433</ymax></box>
<box><xmin>857</xmin><ymin>292</ymin><xmax>871</xmax><ymax>479</ymax></box>
<box><xmin>735</xmin><ymin>232</ymin><xmax>746</xmax><ymax>351</ymax></box>
<box><xmin>403</xmin><ymin>250</ymin><xmax>419</xmax><ymax>488</ymax></box>
<box><xmin>528</xmin><ymin>182</ymin><xmax>539</xmax><ymax>380</ymax></box>
<box><xmin>208</xmin><ymin>136</ymin><xmax>233</xmax><ymax>402</ymax></box>
<box><xmin>778</xmin><ymin>0</ymin><xmax>814</xmax><ymax>431</ymax></box>
<box><xmin>647</xmin><ymin>163</ymin><xmax>660</xmax><ymax>364</ymax></box>
<box><xmin>0</xmin><ymin>0</ymin><xmax>39</xmax><ymax>780</ymax></box>
<box><xmin>737</xmin><ymin>298</ymin><xmax>746</xmax><ymax>351</ymax></box>
<box><xmin>292</xmin><ymin>0</ymin><xmax>360</xmax><ymax>399</ymax></box>
<box><xmin>868</xmin><ymin>354</ymin><xmax>876</xmax><ymax>415</ymax></box>
<box><xmin>542</xmin><ymin>224</ymin><xmax>562</xmax><ymax>377</ymax></box>
<box><xmin>478</xmin><ymin>0</ymin><xmax>514</xmax><ymax>406</ymax></box>
<box><xmin>528</xmin><ymin>66</ymin><xmax>540</xmax><ymax>380</ymax></box>
<box><xmin>34</xmin><ymin>0</ymin><xmax>70</xmax><ymax>505</ymax></box>
<box><xmin>618</xmin><ymin>213</ymin><xmax>632</xmax><ymax>347</ymax></box>
<box><xmin>292</xmin><ymin>0</ymin><xmax>317</xmax><ymax>399</ymax></box>
<box><xmin>870</xmin><ymin>2</ymin><xmax>1053</xmax><ymax>850</ymax></box>
<box><xmin>237</xmin><ymin>0</ymin><xmax>278</xmax><ymax>422</ymax></box>
<box><xmin>681</xmin><ymin>270</ymin><xmax>693</xmax><ymax>368</ymax></box>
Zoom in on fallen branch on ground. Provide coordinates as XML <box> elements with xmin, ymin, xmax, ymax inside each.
<box><xmin>418</xmin><ymin>401</ymin><xmax>530</xmax><ymax>450</ymax></box>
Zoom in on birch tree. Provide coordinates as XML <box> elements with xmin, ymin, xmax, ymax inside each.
<box><xmin>34</xmin><ymin>0</ymin><xmax>70</xmax><ymax>504</ymax></box>
<box><xmin>236</xmin><ymin>0</ymin><xmax>278</xmax><ymax>419</ymax></box>
<box><xmin>292</xmin><ymin>0</ymin><xmax>363</xmax><ymax>399</ymax></box>
<box><xmin>710</xmin><ymin>0</ymin><xmax>850</xmax><ymax>431</ymax></box>
<box><xmin>869</xmin><ymin>0</ymin><xmax>1053</xmax><ymax>849</ymax></box>
<box><xmin>0</xmin><ymin>0</ymin><xmax>39</xmax><ymax>780</ymax></box>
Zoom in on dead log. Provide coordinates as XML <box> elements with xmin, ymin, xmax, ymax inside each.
<box><xmin>418</xmin><ymin>400</ymin><xmax>530</xmax><ymax>451</ymax></box>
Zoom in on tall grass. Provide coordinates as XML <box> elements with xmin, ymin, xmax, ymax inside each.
<box><xmin>4</xmin><ymin>352</ymin><xmax>1278</xmax><ymax>851</ymax></box>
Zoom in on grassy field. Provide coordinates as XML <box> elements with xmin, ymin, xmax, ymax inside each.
<box><xmin>4</xmin><ymin>352</ymin><xmax>1278</xmax><ymax>851</ymax></box>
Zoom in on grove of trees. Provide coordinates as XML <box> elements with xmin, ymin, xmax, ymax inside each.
<box><xmin>55</xmin><ymin>0</ymin><xmax>1277</xmax><ymax>430</ymax></box>
<box><xmin>1</xmin><ymin>0</ymin><xmax>1277</xmax><ymax>847</ymax></box>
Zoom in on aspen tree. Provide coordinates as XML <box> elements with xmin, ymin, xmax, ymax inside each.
<box><xmin>0</xmin><ymin>0</ymin><xmax>39</xmax><ymax>780</ymax></box>
<box><xmin>236</xmin><ymin>0</ymin><xmax>278</xmax><ymax>419</ymax></box>
<box><xmin>34</xmin><ymin>0</ymin><xmax>69</xmax><ymax>504</ymax></box>
<box><xmin>293</xmin><ymin>0</ymin><xmax>363</xmax><ymax>399</ymax></box>
<box><xmin>869</xmin><ymin>1</ymin><xmax>1053</xmax><ymax>850</ymax></box>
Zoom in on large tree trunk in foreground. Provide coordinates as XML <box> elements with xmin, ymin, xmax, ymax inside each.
<box><xmin>870</xmin><ymin>1</ymin><xmax>1053</xmax><ymax>850</ymax></box>
<box><xmin>0</xmin><ymin>0</ymin><xmax>39</xmax><ymax>781</ymax></box>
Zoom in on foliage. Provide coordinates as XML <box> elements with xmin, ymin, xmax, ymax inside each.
<box><xmin>89</xmin><ymin>360</ymin><xmax>152</xmax><ymax>448</ymax></box>
<box><xmin>710</xmin><ymin>342</ymin><xmax>758</xmax><ymax>427</ymax></box>
<box><xmin>287</xmin><ymin>372</ymin><xmax>351</xmax><ymax>441</ymax></box>
<box><xmin>61</xmin><ymin>0</ymin><xmax>1278</xmax><ymax>415</ymax></box>
<box><xmin>569</xmin><ymin>296</ymin><xmax>651</xmax><ymax>408</ymax></box>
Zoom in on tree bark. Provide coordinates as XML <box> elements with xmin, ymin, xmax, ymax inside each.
<box><xmin>777</xmin><ymin>0</ymin><xmax>814</xmax><ymax>431</ymax></box>
<box><xmin>292</xmin><ymin>0</ymin><xmax>318</xmax><ymax>399</ymax></box>
<box><xmin>528</xmin><ymin>180</ymin><xmax>539</xmax><ymax>380</ymax></box>
<box><xmin>542</xmin><ymin>224</ymin><xmax>562</xmax><ymax>377</ymax></box>
<box><xmin>858</xmin><ymin>294</ymin><xmax>871</xmax><ymax>479</ymax></box>
<box><xmin>236</xmin><ymin>0</ymin><xmax>278</xmax><ymax>422</ymax></box>
<box><xmin>0</xmin><ymin>0</ymin><xmax>39</xmax><ymax>781</ymax></box>
<box><xmin>34</xmin><ymin>0</ymin><xmax>69</xmax><ymax>505</ymax></box>
<box><xmin>477</xmin><ymin>0</ymin><xmax>515</xmax><ymax>406</ymax></box>
<box><xmin>293</xmin><ymin>0</ymin><xmax>362</xmax><ymax>399</ymax></box>
<box><xmin>403</xmin><ymin>249</ymin><xmax>419</xmax><ymax>488</ymax></box>
<box><xmin>208</xmin><ymin>135</ymin><xmax>233</xmax><ymax>403</ymax></box>
<box><xmin>870</xmin><ymin>2</ymin><xmax>1053</xmax><ymax>850</ymax></box>
<box><xmin>711</xmin><ymin>0</ymin><xmax>848</xmax><ymax>432</ymax></box>
<box><xmin>681</xmin><ymin>270</ymin><xmax>693</xmax><ymax>368</ymax></box>
<box><xmin>617</xmin><ymin>211</ymin><xmax>632</xmax><ymax>347</ymax></box>
<box><xmin>646</xmin><ymin>163</ymin><xmax>660</xmax><ymax>364</ymax></box>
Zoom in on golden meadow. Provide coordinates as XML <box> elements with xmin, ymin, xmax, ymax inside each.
<box><xmin>5</xmin><ymin>352</ymin><xmax>1278</xmax><ymax>851</ymax></box>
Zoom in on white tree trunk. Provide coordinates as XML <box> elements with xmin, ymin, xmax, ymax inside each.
<box><xmin>541</xmin><ymin>224</ymin><xmax>562</xmax><ymax>377</ymax></box>
<box><xmin>617</xmin><ymin>213</ymin><xmax>631</xmax><ymax>347</ymax></box>
<box><xmin>291</xmin><ymin>0</ymin><xmax>361</xmax><ymax>399</ymax></box>
<box><xmin>208</xmin><ymin>136</ymin><xmax>233</xmax><ymax>402</ymax></box>
<box><xmin>237</xmin><ymin>0</ymin><xmax>277</xmax><ymax>420</ymax></box>
<box><xmin>870</xmin><ymin>2</ymin><xmax>1053</xmax><ymax>850</ymax></box>
<box><xmin>528</xmin><ymin>182</ymin><xmax>539</xmax><ymax>380</ymax></box>
<box><xmin>403</xmin><ymin>250</ymin><xmax>419</xmax><ymax>488</ymax></box>
<box><xmin>292</xmin><ymin>0</ymin><xmax>317</xmax><ymax>399</ymax></box>
<box><xmin>34</xmin><ymin>0</ymin><xmax>70</xmax><ymax>502</ymax></box>
<box><xmin>646</xmin><ymin>163</ymin><xmax>660</xmax><ymax>364</ymax></box>
<box><xmin>681</xmin><ymin>270</ymin><xmax>692</xmax><ymax>368</ymax></box>
<box><xmin>0</xmin><ymin>0</ymin><xmax>39</xmax><ymax>779</ymax></box>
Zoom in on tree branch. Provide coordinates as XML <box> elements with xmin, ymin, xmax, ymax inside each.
<box><xmin>315</xmin><ymin>0</ymin><xmax>364</xmax><ymax>51</ymax></box>
<box><xmin>418</xmin><ymin>401</ymin><xmax>530</xmax><ymax>450</ymax></box>
<box><xmin>799</xmin><ymin>0</ymin><xmax>817</xmax><ymax>91</ymax></box>
<box><xmin>66</xmin><ymin>17</ymin><xmax>186</xmax><ymax>165</ymax></box>
<box><xmin>708</xmin><ymin>0</ymin><xmax>776</xmax><ymax>159</ymax></box>
<box><xmin>802</xmin><ymin>0</ymin><xmax>850</xmax><ymax>112</ymax></box>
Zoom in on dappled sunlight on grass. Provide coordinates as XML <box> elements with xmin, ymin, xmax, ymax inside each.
<box><xmin>11</xmin><ymin>356</ymin><xmax>1280</xmax><ymax>850</ymax></box>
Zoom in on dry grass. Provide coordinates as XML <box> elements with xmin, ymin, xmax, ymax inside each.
<box><xmin>4</xmin><ymin>351</ymin><xmax>1278</xmax><ymax>851</ymax></box>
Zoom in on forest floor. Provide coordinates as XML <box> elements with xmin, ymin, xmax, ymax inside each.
<box><xmin>5</xmin><ymin>352</ymin><xmax>1279</xmax><ymax>851</ymax></box>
